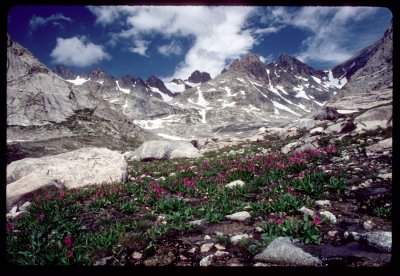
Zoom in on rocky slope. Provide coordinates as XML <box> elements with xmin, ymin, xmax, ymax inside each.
<box><xmin>6</xmin><ymin>35</ymin><xmax>156</xmax><ymax>164</ymax></box>
<box><xmin>327</xmin><ymin>20</ymin><xmax>392</xmax><ymax>111</ymax></box>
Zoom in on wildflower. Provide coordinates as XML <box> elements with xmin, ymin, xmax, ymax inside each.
<box><xmin>59</xmin><ymin>191</ymin><xmax>65</xmax><ymax>199</ymax></box>
<box><xmin>313</xmin><ymin>215</ymin><xmax>321</xmax><ymax>225</ymax></box>
<box><xmin>66</xmin><ymin>251</ymin><xmax>73</xmax><ymax>259</ymax></box>
<box><xmin>113</xmin><ymin>185</ymin><xmax>120</xmax><ymax>192</ymax></box>
<box><xmin>325</xmin><ymin>145</ymin><xmax>337</xmax><ymax>154</ymax></box>
<box><xmin>44</xmin><ymin>193</ymin><xmax>50</xmax><ymax>200</ymax></box>
<box><xmin>177</xmin><ymin>192</ymin><xmax>183</xmax><ymax>198</ymax></box>
<box><xmin>298</xmin><ymin>171</ymin><xmax>305</xmax><ymax>178</ymax></box>
<box><xmin>275</xmin><ymin>218</ymin><xmax>282</xmax><ymax>225</ymax></box>
<box><xmin>36</xmin><ymin>214</ymin><xmax>45</xmax><ymax>222</ymax></box>
<box><xmin>95</xmin><ymin>189</ymin><xmax>105</xmax><ymax>197</ymax></box>
<box><xmin>63</xmin><ymin>235</ymin><xmax>72</xmax><ymax>248</ymax></box>
<box><xmin>6</xmin><ymin>222</ymin><xmax>13</xmax><ymax>231</ymax></box>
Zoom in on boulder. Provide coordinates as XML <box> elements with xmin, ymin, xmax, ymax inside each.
<box><xmin>365</xmin><ymin>138</ymin><xmax>392</xmax><ymax>156</ymax></box>
<box><xmin>324</xmin><ymin>120</ymin><xmax>356</xmax><ymax>134</ymax></box>
<box><xmin>354</xmin><ymin>105</ymin><xmax>392</xmax><ymax>131</ymax></box>
<box><xmin>225</xmin><ymin>211</ymin><xmax>251</xmax><ymax>221</ymax></box>
<box><xmin>254</xmin><ymin>237</ymin><xmax>322</xmax><ymax>266</ymax></box>
<box><xmin>363</xmin><ymin>231</ymin><xmax>392</xmax><ymax>253</ymax></box>
<box><xmin>310</xmin><ymin>127</ymin><xmax>324</xmax><ymax>136</ymax></box>
<box><xmin>6</xmin><ymin>147</ymin><xmax>128</xmax><ymax>209</ymax></box>
<box><xmin>313</xmin><ymin>106</ymin><xmax>339</xmax><ymax>121</ymax></box>
<box><xmin>133</xmin><ymin>140</ymin><xmax>201</xmax><ymax>161</ymax></box>
<box><xmin>225</xmin><ymin>180</ymin><xmax>245</xmax><ymax>188</ymax></box>
<box><xmin>294</xmin><ymin>118</ymin><xmax>317</xmax><ymax>131</ymax></box>
<box><xmin>6</xmin><ymin>172</ymin><xmax>64</xmax><ymax>210</ymax></box>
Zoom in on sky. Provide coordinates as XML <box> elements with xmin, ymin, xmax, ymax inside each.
<box><xmin>7</xmin><ymin>5</ymin><xmax>392</xmax><ymax>81</ymax></box>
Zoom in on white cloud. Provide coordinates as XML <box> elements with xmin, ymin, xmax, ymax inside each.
<box><xmin>158</xmin><ymin>41</ymin><xmax>182</xmax><ymax>56</ymax></box>
<box><xmin>129</xmin><ymin>39</ymin><xmax>150</xmax><ymax>57</ymax></box>
<box><xmin>29</xmin><ymin>13</ymin><xmax>72</xmax><ymax>30</ymax></box>
<box><xmin>88</xmin><ymin>6</ymin><xmax>256</xmax><ymax>79</ymax></box>
<box><xmin>254</xmin><ymin>26</ymin><xmax>280</xmax><ymax>35</ymax></box>
<box><xmin>50</xmin><ymin>36</ymin><xmax>110</xmax><ymax>67</ymax></box>
<box><xmin>265</xmin><ymin>6</ymin><xmax>380</xmax><ymax>64</ymax></box>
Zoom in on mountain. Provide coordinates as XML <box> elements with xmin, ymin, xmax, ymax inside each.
<box><xmin>327</xmin><ymin>20</ymin><xmax>392</xmax><ymax>111</ymax></box>
<box><xmin>187</xmin><ymin>70</ymin><xmax>211</xmax><ymax>84</ymax></box>
<box><xmin>6</xmin><ymin>35</ymin><xmax>157</xmax><ymax>163</ymax></box>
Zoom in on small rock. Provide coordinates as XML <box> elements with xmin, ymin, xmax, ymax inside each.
<box><xmin>225</xmin><ymin>180</ymin><xmax>245</xmax><ymax>188</ymax></box>
<box><xmin>204</xmin><ymin>235</ymin><xmax>211</xmax><ymax>240</ymax></box>
<box><xmin>131</xmin><ymin>252</ymin><xmax>143</xmax><ymax>260</ymax></box>
<box><xmin>328</xmin><ymin>231</ymin><xmax>338</xmax><ymax>237</ymax></box>
<box><xmin>188</xmin><ymin>219</ymin><xmax>206</xmax><ymax>227</ymax></box>
<box><xmin>225</xmin><ymin>211</ymin><xmax>251</xmax><ymax>221</ymax></box>
<box><xmin>299</xmin><ymin>206</ymin><xmax>315</xmax><ymax>217</ymax></box>
<box><xmin>215</xmin><ymin>244</ymin><xmax>226</xmax><ymax>250</ymax></box>
<box><xmin>315</xmin><ymin>200</ymin><xmax>331</xmax><ymax>207</ymax></box>
<box><xmin>254</xmin><ymin>262</ymin><xmax>270</xmax><ymax>267</ymax></box>
<box><xmin>214</xmin><ymin>250</ymin><xmax>229</xmax><ymax>257</ymax></box>
<box><xmin>179</xmin><ymin>254</ymin><xmax>188</xmax><ymax>261</ymax></box>
<box><xmin>378</xmin><ymin>173</ymin><xmax>392</xmax><ymax>180</ymax></box>
<box><xmin>255</xmin><ymin>226</ymin><xmax>264</xmax><ymax>233</ymax></box>
<box><xmin>363</xmin><ymin>231</ymin><xmax>392</xmax><ymax>253</ymax></box>
<box><xmin>310</xmin><ymin>127</ymin><xmax>324</xmax><ymax>136</ymax></box>
<box><xmin>230</xmin><ymin>234</ymin><xmax>249</xmax><ymax>245</ymax></box>
<box><xmin>254</xmin><ymin>237</ymin><xmax>322</xmax><ymax>266</ymax></box>
<box><xmin>93</xmin><ymin>256</ymin><xmax>117</xmax><ymax>266</ymax></box>
<box><xmin>188</xmin><ymin>247</ymin><xmax>197</xmax><ymax>254</ymax></box>
<box><xmin>319</xmin><ymin>210</ymin><xmax>337</xmax><ymax>224</ymax></box>
<box><xmin>200</xmin><ymin>243</ymin><xmax>214</xmax><ymax>253</ymax></box>
<box><xmin>19</xmin><ymin>201</ymin><xmax>31</xmax><ymax>212</ymax></box>
<box><xmin>363</xmin><ymin>220</ymin><xmax>374</xmax><ymax>230</ymax></box>
<box><xmin>199</xmin><ymin>255</ymin><xmax>214</xmax><ymax>266</ymax></box>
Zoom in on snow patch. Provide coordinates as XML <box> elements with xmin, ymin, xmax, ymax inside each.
<box><xmin>294</xmin><ymin>75</ymin><xmax>308</xmax><ymax>81</ymax></box>
<box><xmin>96</xmin><ymin>80</ymin><xmax>104</xmax><ymax>85</ymax></box>
<box><xmin>122</xmin><ymin>99</ymin><xmax>129</xmax><ymax>114</ymax></box>
<box><xmin>236</xmin><ymin>78</ymin><xmax>245</xmax><ymax>83</ymax></box>
<box><xmin>165</xmin><ymin>82</ymin><xmax>186</xmax><ymax>93</ymax></box>
<box><xmin>271</xmin><ymin>100</ymin><xmax>300</xmax><ymax>116</ymax></box>
<box><xmin>149</xmin><ymin>86</ymin><xmax>172</xmax><ymax>102</ymax></box>
<box><xmin>293</xmin><ymin>86</ymin><xmax>310</xmax><ymax>100</ymax></box>
<box><xmin>337</xmin><ymin>109</ymin><xmax>358</xmax><ymax>114</ymax></box>
<box><xmin>157</xmin><ymin>133</ymin><xmax>188</xmax><ymax>141</ymax></box>
<box><xmin>66</xmin><ymin>76</ymin><xmax>90</xmax><ymax>85</ymax></box>
<box><xmin>222</xmin><ymin>101</ymin><xmax>236</xmax><ymax>108</ymax></box>
<box><xmin>324</xmin><ymin>69</ymin><xmax>347</xmax><ymax>89</ymax></box>
<box><xmin>116</xmin><ymin>80</ymin><xmax>130</xmax><ymax>94</ymax></box>
<box><xmin>311</xmin><ymin>76</ymin><xmax>322</xmax><ymax>84</ymax></box>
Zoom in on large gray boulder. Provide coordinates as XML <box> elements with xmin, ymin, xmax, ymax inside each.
<box><xmin>354</xmin><ymin>105</ymin><xmax>392</xmax><ymax>132</ymax></box>
<box><xmin>6</xmin><ymin>173</ymin><xmax>64</xmax><ymax>210</ymax></box>
<box><xmin>6</xmin><ymin>147</ymin><xmax>128</xmax><ymax>209</ymax></box>
<box><xmin>313</xmin><ymin>107</ymin><xmax>339</xmax><ymax>121</ymax></box>
<box><xmin>254</xmin><ymin>237</ymin><xmax>322</xmax><ymax>266</ymax></box>
<box><xmin>133</xmin><ymin>140</ymin><xmax>201</xmax><ymax>161</ymax></box>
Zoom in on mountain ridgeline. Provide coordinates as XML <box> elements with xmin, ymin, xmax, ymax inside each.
<box><xmin>6</xmin><ymin>20</ymin><xmax>392</xmax><ymax>161</ymax></box>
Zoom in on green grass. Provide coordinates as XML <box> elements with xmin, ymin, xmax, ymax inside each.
<box><xmin>6</xmin><ymin>141</ymin><xmax>358</xmax><ymax>265</ymax></box>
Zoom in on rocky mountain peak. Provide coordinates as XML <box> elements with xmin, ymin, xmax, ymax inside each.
<box><xmin>88</xmin><ymin>67</ymin><xmax>112</xmax><ymax>79</ymax></box>
<box><xmin>52</xmin><ymin>65</ymin><xmax>76</xmax><ymax>80</ymax></box>
<box><xmin>270</xmin><ymin>54</ymin><xmax>325</xmax><ymax>78</ymax></box>
<box><xmin>146</xmin><ymin>75</ymin><xmax>174</xmax><ymax>96</ymax></box>
<box><xmin>187</xmin><ymin>70</ymin><xmax>211</xmax><ymax>83</ymax></box>
<box><xmin>228</xmin><ymin>53</ymin><xmax>267</xmax><ymax>79</ymax></box>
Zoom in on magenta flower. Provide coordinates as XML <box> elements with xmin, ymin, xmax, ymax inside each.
<box><xmin>313</xmin><ymin>215</ymin><xmax>321</xmax><ymax>225</ymax></box>
<box><xmin>325</xmin><ymin>145</ymin><xmax>337</xmax><ymax>154</ymax></box>
<box><xmin>59</xmin><ymin>191</ymin><xmax>65</xmax><ymax>199</ymax></box>
<box><xmin>177</xmin><ymin>192</ymin><xmax>183</xmax><ymax>198</ymax></box>
<box><xmin>298</xmin><ymin>171</ymin><xmax>305</xmax><ymax>178</ymax></box>
<box><xmin>6</xmin><ymin>222</ymin><xmax>13</xmax><ymax>231</ymax></box>
<box><xmin>66</xmin><ymin>251</ymin><xmax>73</xmax><ymax>259</ymax></box>
<box><xmin>63</xmin><ymin>235</ymin><xmax>72</xmax><ymax>248</ymax></box>
<box><xmin>113</xmin><ymin>185</ymin><xmax>119</xmax><ymax>191</ymax></box>
<box><xmin>36</xmin><ymin>214</ymin><xmax>45</xmax><ymax>222</ymax></box>
<box><xmin>275</xmin><ymin>218</ymin><xmax>282</xmax><ymax>225</ymax></box>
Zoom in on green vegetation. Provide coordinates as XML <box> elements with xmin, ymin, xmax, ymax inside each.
<box><xmin>6</xmin><ymin>142</ymin><xmax>353</xmax><ymax>265</ymax></box>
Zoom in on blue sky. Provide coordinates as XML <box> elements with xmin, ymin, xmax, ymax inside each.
<box><xmin>7</xmin><ymin>5</ymin><xmax>392</xmax><ymax>81</ymax></box>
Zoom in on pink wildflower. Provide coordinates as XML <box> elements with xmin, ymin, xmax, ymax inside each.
<box><xmin>325</xmin><ymin>145</ymin><xmax>337</xmax><ymax>154</ymax></box>
<box><xmin>64</xmin><ymin>235</ymin><xmax>72</xmax><ymax>248</ymax></box>
<box><xmin>36</xmin><ymin>214</ymin><xmax>45</xmax><ymax>222</ymax></box>
<box><xmin>66</xmin><ymin>251</ymin><xmax>73</xmax><ymax>259</ymax></box>
<box><xmin>298</xmin><ymin>171</ymin><xmax>305</xmax><ymax>178</ymax></box>
<box><xmin>177</xmin><ymin>192</ymin><xmax>183</xmax><ymax>198</ymax></box>
<box><xmin>113</xmin><ymin>185</ymin><xmax>120</xmax><ymax>191</ymax></box>
<box><xmin>275</xmin><ymin>218</ymin><xmax>282</xmax><ymax>225</ymax></box>
<box><xmin>313</xmin><ymin>215</ymin><xmax>321</xmax><ymax>225</ymax></box>
<box><xmin>59</xmin><ymin>191</ymin><xmax>65</xmax><ymax>199</ymax></box>
<box><xmin>6</xmin><ymin>222</ymin><xmax>13</xmax><ymax>231</ymax></box>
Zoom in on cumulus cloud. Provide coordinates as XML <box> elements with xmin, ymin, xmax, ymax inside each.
<box><xmin>29</xmin><ymin>13</ymin><xmax>72</xmax><ymax>31</ymax></box>
<box><xmin>158</xmin><ymin>40</ymin><xmax>182</xmax><ymax>56</ymax></box>
<box><xmin>88</xmin><ymin>6</ymin><xmax>256</xmax><ymax>79</ymax></box>
<box><xmin>264</xmin><ymin>6</ymin><xmax>379</xmax><ymax>64</ymax></box>
<box><xmin>259</xmin><ymin>54</ymin><xmax>273</xmax><ymax>64</ymax></box>
<box><xmin>129</xmin><ymin>39</ymin><xmax>150</xmax><ymax>57</ymax></box>
<box><xmin>50</xmin><ymin>36</ymin><xmax>110</xmax><ymax>67</ymax></box>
